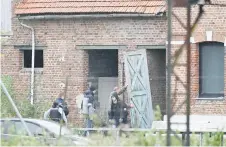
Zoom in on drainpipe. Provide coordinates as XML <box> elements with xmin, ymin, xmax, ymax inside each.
<box><xmin>19</xmin><ymin>20</ymin><xmax>35</xmax><ymax>105</ymax></box>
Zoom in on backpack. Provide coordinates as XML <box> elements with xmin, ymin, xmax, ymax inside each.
<box><xmin>62</xmin><ymin>103</ymin><xmax>69</xmax><ymax>116</ymax></box>
<box><xmin>81</xmin><ymin>96</ymin><xmax>89</xmax><ymax>115</ymax></box>
<box><xmin>55</xmin><ymin>99</ymin><xmax>69</xmax><ymax>116</ymax></box>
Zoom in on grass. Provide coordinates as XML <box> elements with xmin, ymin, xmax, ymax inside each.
<box><xmin>87</xmin><ymin>131</ymin><xmax>226</xmax><ymax>146</ymax></box>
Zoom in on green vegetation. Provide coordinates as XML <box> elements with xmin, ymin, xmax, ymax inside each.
<box><xmin>1</xmin><ymin>75</ymin><xmax>225</xmax><ymax>146</ymax></box>
<box><xmin>154</xmin><ymin>105</ymin><xmax>162</xmax><ymax>121</ymax></box>
<box><xmin>89</xmin><ymin>131</ymin><xmax>225</xmax><ymax>146</ymax></box>
<box><xmin>1</xmin><ymin>75</ymin><xmax>51</xmax><ymax>118</ymax></box>
<box><xmin>1</xmin><ymin>136</ymin><xmax>44</xmax><ymax>146</ymax></box>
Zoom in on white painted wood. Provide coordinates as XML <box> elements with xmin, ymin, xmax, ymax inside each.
<box><xmin>165</xmin><ymin>37</ymin><xmax>195</xmax><ymax>45</ymax></box>
<box><xmin>152</xmin><ymin>121</ymin><xmax>226</xmax><ymax>132</ymax></box>
<box><xmin>98</xmin><ymin>77</ymin><xmax>118</xmax><ymax>111</ymax></box>
<box><xmin>224</xmin><ymin>37</ymin><xmax>226</xmax><ymax>46</ymax></box>
<box><xmin>1</xmin><ymin>0</ymin><xmax>12</xmax><ymax>34</ymax></box>
<box><xmin>166</xmin><ymin>41</ymin><xmax>185</xmax><ymax>45</ymax></box>
<box><xmin>206</xmin><ymin>31</ymin><xmax>213</xmax><ymax>41</ymax></box>
<box><xmin>190</xmin><ymin>37</ymin><xmax>195</xmax><ymax>43</ymax></box>
<box><xmin>163</xmin><ymin>115</ymin><xmax>226</xmax><ymax>123</ymax></box>
<box><xmin>124</xmin><ymin>49</ymin><xmax>154</xmax><ymax>128</ymax></box>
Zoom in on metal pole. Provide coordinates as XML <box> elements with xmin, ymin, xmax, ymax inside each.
<box><xmin>166</xmin><ymin>0</ymin><xmax>172</xmax><ymax>146</ymax></box>
<box><xmin>185</xmin><ymin>2</ymin><xmax>191</xmax><ymax>146</ymax></box>
<box><xmin>31</xmin><ymin>28</ymin><xmax>35</xmax><ymax>105</ymax></box>
<box><xmin>0</xmin><ymin>80</ymin><xmax>32</xmax><ymax>136</ymax></box>
<box><xmin>19</xmin><ymin>21</ymin><xmax>35</xmax><ymax>105</ymax></box>
<box><xmin>115</xmin><ymin>130</ymin><xmax>120</xmax><ymax>146</ymax></box>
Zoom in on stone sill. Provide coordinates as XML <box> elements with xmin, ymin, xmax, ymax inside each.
<box><xmin>195</xmin><ymin>97</ymin><xmax>224</xmax><ymax>101</ymax></box>
<box><xmin>19</xmin><ymin>68</ymin><xmax>43</xmax><ymax>74</ymax></box>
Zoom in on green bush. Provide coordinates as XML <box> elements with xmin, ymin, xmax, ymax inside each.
<box><xmin>1</xmin><ymin>75</ymin><xmax>51</xmax><ymax>118</ymax></box>
<box><xmin>154</xmin><ymin>105</ymin><xmax>162</xmax><ymax>121</ymax></box>
<box><xmin>202</xmin><ymin>132</ymin><xmax>224</xmax><ymax>146</ymax></box>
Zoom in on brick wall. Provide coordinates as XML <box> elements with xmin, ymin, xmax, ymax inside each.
<box><xmin>1</xmin><ymin>12</ymin><xmax>167</xmax><ymax>124</ymax></box>
<box><xmin>4</xmin><ymin>1</ymin><xmax>225</xmax><ymax>126</ymax></box>
<box><xmin>171</xmin><ymin>5</ymin><xmax>226</xmax><ymax>115</ymax></box>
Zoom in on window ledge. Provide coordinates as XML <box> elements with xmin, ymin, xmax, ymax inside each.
<box><xmin>20</xmin><ymin>68</ymin><xmax>43</xmax><ymax>74</ymax></box>
<box><xmin>1</xmin><ymin>32</ymin><xmax>13</xmax><ymax>37</ymax></box>
<box><xmin>195</xmin><ymin>97</ymin><xmax>224</xmax><ymax>101</ymax></box>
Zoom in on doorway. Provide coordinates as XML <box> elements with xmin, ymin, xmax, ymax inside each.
<box><xmin>87</xmin><ymin>50</ymin><xmax>118</xmax><ymax>114</ymax></box>
<box><xmin>147</xmin><ymin>49</ymin><xmax>166</xmax><ymax>116</ymax></box>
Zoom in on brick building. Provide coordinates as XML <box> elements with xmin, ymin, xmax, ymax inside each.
<box><xmin>1</xmin><ymin>0</ymin><xmax>226</xmax><ymax>125</ymax></box>
<box><xmin>171</xmin><ymin>1</ymin><xmax>226</xmax><ymax>115</ymax></box>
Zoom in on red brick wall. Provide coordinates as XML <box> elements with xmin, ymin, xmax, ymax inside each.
<box><xmin>1</xmin><ymin>0</ymin><xmax>167</xmax><ymax>124</ymax></box>
<box><xmin>171</xmin><ymin>5</ymin><xmax>226</xmax><ymax>115</ymax></box>
<box><xmin>2</xmin><ymin>1</ymin><xmax>226</xmax><ymax>126</ymax></box>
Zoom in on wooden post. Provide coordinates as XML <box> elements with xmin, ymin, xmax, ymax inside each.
<box><xmin>60</xmin><ymin>68</ymin><xmax>71</xmax><ymax>136</ymax></box>
<box><xmin>122</xmin><ymin>62</ymin><xmax>125</xmax><ymax>102</ymax></box>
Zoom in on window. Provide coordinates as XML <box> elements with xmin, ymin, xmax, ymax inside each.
<box><xmin>2</xmin><ymin>120</ymin><xmax>16</xmax><ymax>134</ymax></box>
<box><xmin>1</xmin><ymin>0</ymin><xmax>12</xmax><ymax>35</ymax></box>
<box><xmin>25</xmin><ymin>122</ymin><xmax>44</xmax><ymax>136</ymax></box>
<box><xmin>199</xmin><ymin>42</ymin><xmax>224</xmax><ymax>98</ymax></box>
<box><xmin>23</xmin><ymin>50</ymin><xmax>43</xmax><ymax>68</ymax></box>
<box><xmin>14</xmin><ymin>121</ymin><xmax>52</xmax><ymax>137</ymax></box>
<box><xmin>14</xmin><ymin>121</ymin><xmax>27</xmax><ymax>135</ymax></box>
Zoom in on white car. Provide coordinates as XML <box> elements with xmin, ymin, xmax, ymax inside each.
<box><xmin>1</xmin><ymin>118</ymin><xmax>91</xmax><ymax>146</ymax></box>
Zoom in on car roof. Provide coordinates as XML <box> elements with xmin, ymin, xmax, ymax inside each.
<box><xmin>2</xmin><ymin>118</ymin><xmax>49</xmax><ymax>122</ymax></box>
<box><xmin>0</xmin><ymin>118</ymin><xmax>72</xmax><ymax>135</ymax></box>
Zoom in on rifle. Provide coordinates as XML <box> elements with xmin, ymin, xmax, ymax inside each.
<box><xmin>63</xmin><ymin>75</ymin><xmax>69</xmax><ymax>102</ymax></box>
<box><xmin>60</xmin><ymin>68</ymin><xmax>71</xmax><ymax>137</ymax></box>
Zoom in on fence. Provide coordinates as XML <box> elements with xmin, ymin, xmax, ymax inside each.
<box><xmin>71</xmin><ymin>127</ymin><xmax>226</xmax><ymax>146</ymax></box>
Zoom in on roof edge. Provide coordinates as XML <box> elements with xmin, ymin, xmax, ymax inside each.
<box><xmin>17</xmin><ymin>13</ymin><xmax>165</xmax><ymax>20</ymax></box>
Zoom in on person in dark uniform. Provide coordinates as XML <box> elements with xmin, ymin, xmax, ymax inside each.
<box><xmin>44</xmin><ymin>101</ymin><xmax>68</xmax><ymax>126</ymax></box>
<box><xmin>55</xmin><ymin>92</ymin><xmax>69</xmax><ymax>117</ymax></box>
<box><xmin>118</xmin><ymin>101</ymin><xmax>133</xmax><ymax>137</ymax></box>
<box><xmin>108</xmin><ymin>90</ymin><xmax>133</xmax><ymax>136</ymax></box>
<box><xmin>108</xmin><ymin>85</ymin><xmax>128</xmax><ymax>128</ymax></box>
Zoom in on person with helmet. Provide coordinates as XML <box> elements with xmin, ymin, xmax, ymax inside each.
<box><xmin>108</xmin><ymin>85</ymin><xmax>128</xmax><ymax>128</ymax></box>
<box><xmin>44</xmin><ymin>101</ymin><xmax>68</xmax><ymax>126</ymax></box>
<box><xmin>55</xmin><ymin>92</ymin><xmax>69</xmax><ymax>117</ymax></box>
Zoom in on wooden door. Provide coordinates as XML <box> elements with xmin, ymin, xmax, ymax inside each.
<box><xmin>124</xmin><ymin>49</ymin><xmax>154</xmax><ymax>128</ymax></box>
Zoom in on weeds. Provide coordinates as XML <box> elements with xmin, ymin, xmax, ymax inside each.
<box><xmin>1</xmin><ymin>75</ymin><xmax>51</xmax><ymax>119</ymax></box>
<box><xmin>1</xmin><ymin>75</ymin><xmax>225</xmax><ymax>146</ymax></box>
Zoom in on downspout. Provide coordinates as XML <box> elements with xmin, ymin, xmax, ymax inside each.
<box><xmin>19</xmin><ymin>20</ymin><xmax>35</xmax><ymax>105</ymax></box>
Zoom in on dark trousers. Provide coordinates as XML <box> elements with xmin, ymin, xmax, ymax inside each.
<box><xmin>83</xmin><ymin>116</ymin><xmax>93</xmax><ymax>137</ymax></box>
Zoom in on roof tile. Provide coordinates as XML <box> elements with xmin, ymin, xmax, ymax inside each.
<box><xmin>15</xmin><ymin>0</ymin><xmax>166</xmax><ymax>15</ymax></box>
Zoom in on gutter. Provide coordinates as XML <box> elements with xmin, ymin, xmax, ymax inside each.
<box><xmin>18</xmin><ymin>13</ymin><xmax>165</xmax><ymax>20</ymax></box>
<box><xmin>19</xmin><ymin>20</ymin><xmax>35</xmax><ymax>105</ymax></box>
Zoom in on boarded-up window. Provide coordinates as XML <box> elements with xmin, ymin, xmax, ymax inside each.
<box><xmin>199</xmin><ymin>42</ymin><xmax>224</xmax><ymax>98</ymax></box>
<box><xmin>1</xmin><ymin>0</ymin><xmax>12</xmax><ymax>35</ymax></box>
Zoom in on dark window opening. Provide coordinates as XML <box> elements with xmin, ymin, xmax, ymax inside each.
<box><xmin>88</xmin><ymin>50</ymin><xmax>118</xmax><ymax>77</ymax></box>
<box><xmin>199</xmin><ymin>42</ymin><xmax>224</xmax><ymax>98</ymax></box>
<box><xmin>23</xmin><ymin>50</ymin><xmax>43</xmax><ymax>68</ymax></box>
